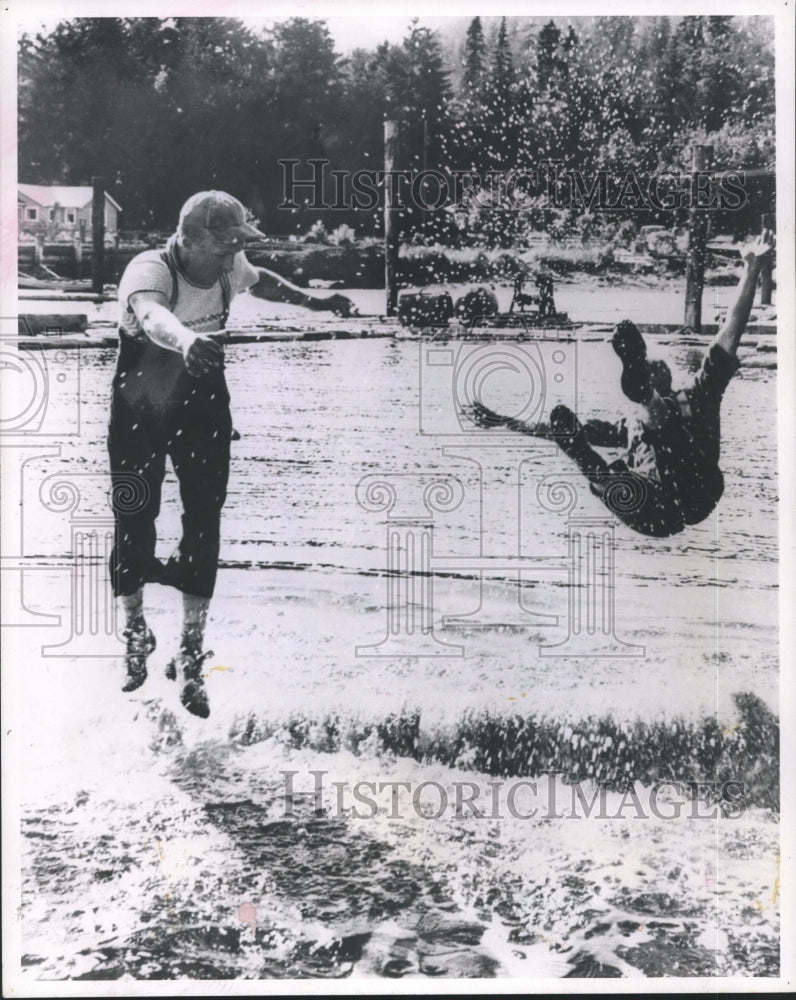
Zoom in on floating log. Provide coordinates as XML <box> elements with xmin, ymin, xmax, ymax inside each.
<box><xmin>14</xmin><ymin>317</ymin><xmax>778</xmax><ymax>351</ymax></box>
<box><xmin>454</xmin><ymin>286</ymin><xmax>499</xmax><ymax>325</ymax></box>
<box><xmin>18</xmin><ymin>313</ymin><xmax>88</xmax><ymax>336</ymax></box>
<box><xmin>397</xmin><ymin>291</ymin><xmax>454</xmax><ymax>328</ymax></box>
<box><xmin>19</xmin><ymin>277</ymin><xmax>97</xmax><ymax>292</ymax></box>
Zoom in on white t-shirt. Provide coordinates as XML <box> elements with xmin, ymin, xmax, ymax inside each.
<box><xmin>118</xmin><ymin>236</ymin><xmax>259</xmax><ymax>340</ymax></box>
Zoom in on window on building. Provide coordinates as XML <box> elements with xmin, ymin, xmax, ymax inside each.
<box><xmin>49</xmin><ymin>208</ymin><xmax>56</xmax><ymax>221</ymax></box>
<box><xmin>66</xmin><ymin>211</ymin><xmax>76</xmax><ymax>224</ymax></box>
<box><xmin>26</xmin><ymin>208</ymin><xmax>38</xmax><ymax>221</ymax></box>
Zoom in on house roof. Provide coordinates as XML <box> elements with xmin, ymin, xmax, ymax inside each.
<box><xmin>18</xmin><ymin>184</ymin><xmax>122</xmax><ymax>212</ymax></box>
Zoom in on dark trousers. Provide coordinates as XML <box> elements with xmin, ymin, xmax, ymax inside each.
<box><xmin>107</xmin><ymin>339</ymin><xmax>231</xmax><ymax>598</ymax></box>
<box><xmin>569</xmin><ymin>344</ymin><xmax>737</xmax><ymax>537</ymax></box>
<box><xmin>588</xmin><ymin>418</ymin><xmax>725</xmax><ymax>537</ymax></box>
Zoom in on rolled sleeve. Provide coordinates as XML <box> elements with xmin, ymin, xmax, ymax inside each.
<box><xmin>118</xmin><ymin>254</ymin><xmax>173</xmax><ymax>311</ymax></box>
<box><xmin>232</xmin><ymin>252</ymin><xmax>260</xmax><ymax>296</ymax></box>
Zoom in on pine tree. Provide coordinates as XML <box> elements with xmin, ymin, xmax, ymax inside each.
<box><xmin>482</xmin><ymin>17</ymin><xmax>516</xmax><ymax>169</ymax></box>
<box><xmin>535</xmin><ymin>20</ymin><xmax>562</xmax><ymax>92</ymax></box>
<box><xmin>698</xmin><ymin>16</ymin><xmax>739</xmax><ymax>131</ymax></box>
<box><xmin>463</xmin><ymin>16</ymin><xmax>487</xmax><ymax>96</ymax></box>
<box><xmin>669</xmin><ymin>15</ymin><xmax>707</xmax><ymax>127</ymax></box>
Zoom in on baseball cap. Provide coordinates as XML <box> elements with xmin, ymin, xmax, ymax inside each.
<box><xmin>178</xmin><ymin>190</ymin><xmax>266</xmax><ymax>244</ymax></box>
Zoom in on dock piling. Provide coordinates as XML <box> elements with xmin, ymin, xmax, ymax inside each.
<box><xmin>384</xmin><ymin>121</ymin><xmax>399</xmax><ymax>317</ymax></box>
<box><xmin>91</xmin><ymin>176</ymin><xmax>105</xmax><ymax>295</ymax></box>
<box><xmin>759</xmin><ymin>212</ymin><xmax>774</xmax><ymax>306</ymax></box>
<box><xmin>684</xmin><ymin>145</ymin><xmax>712</xmax><ymax>332</ymax></box>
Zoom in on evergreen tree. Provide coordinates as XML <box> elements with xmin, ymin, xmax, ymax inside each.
<box><xmin>482</xmin><ymin>18</ymin><xmax>516</xmax><ymax>169</ymax></box>
<box><xmin>530</xmin><ymin>21</ymin><xmax>566</xmax><ymax>163</ymax></box>
<box><xmin>18</xmin><ymin>14</ymin><xmax>776</xmax><ymax>238</ymax></box>
<box><xmin>462</xmin><ymin>16</ymin><xmax>487</xmax><ymax>96</ymax></box>
<box><xmin>669</xmin><ymin>16</ymin><xmax>707</xmax><ymax>126</ymax></box>
<box><xmin>152</xmin><ymin>18</ymin><xmax>271</xmax><ymax>217</ymax></box>
<box><xmin>535</xmin><ymin>20</ymin><xmax>562</xmax><ymax>91</ymax></box>
<box><xmin>637</xmin><ymin>17</ymin><xmax>679</xmax><ymax>145</ymax></box>
<box><xmin>698</xmin><ymin>16</ymin><xmax>740</xmax><ymax>132</ymax></box>
<box><xmin>267</xmin><ymin>19</ymin><xmax>344</xmax><ymax>157</ymax></box>
<box><xmin>445</xmin><ymin>16</ymin><xmax>492</xmax><ymax>179</ymax></box>
<box><xmin>557</xmin><ymin>24</ymin><xmax>594</xmax><ymax>168</ymax></box>
<box><xmin>18</xmin><ymin>18</ymin><xmax>270</xmax><ymax>228</ymax></box>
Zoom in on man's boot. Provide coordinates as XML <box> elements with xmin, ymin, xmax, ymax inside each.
<box><xmin>166</xmin><ymin>645</ymin><xmax>213</xmax><ymax>718</ymax></box>
<box><xmin>612</xmin><ymin>320</ymin><xmax>653</xmax><ymax>404</ymax></box>
<box><xmin>550</xmin><ymin>404</ymin><xmax>608</xmax><ymax>477</ymax></box>
<box><xmin>121</xmin><ymin>623</ymin><xmax>156</xmax><ymax>692</ymax></box>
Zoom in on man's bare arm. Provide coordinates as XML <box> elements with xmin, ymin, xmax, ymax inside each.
<box><xmin>716</xmin><ymin>230</ymin><xmax>775</xmax><ymax>358</ymax></box>
<box><xmin>464</xmin><ymin>400</ymin><xmax>552</xmax><ymax>436</ymax></box>
<box><xmin>248</xmin><ymin>267</ymin><xmax>359</xmax><ymax>317</ymax></box>
<box><xmin>129</xmin><ymin>291</ymin><xmax>222</xmax><ymax>377</ymax></box>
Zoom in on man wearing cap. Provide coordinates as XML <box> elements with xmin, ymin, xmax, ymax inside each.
<box><xmin>109</xmin><ymin>190</ymin><xmax>357</xmax><ymax>717</ymax></box>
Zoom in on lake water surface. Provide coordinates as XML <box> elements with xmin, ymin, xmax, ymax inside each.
<box><xmin>14</xmin><ymin>312</ymin><xmax>780</xmax><ymax>981</ymax></box>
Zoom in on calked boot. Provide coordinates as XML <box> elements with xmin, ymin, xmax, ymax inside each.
<box><xmin>612</xmin><ymin>320</ymin><xmax>653</xmax><ymax>404</ymax></box>
<box><xmin>166</xmin><ymin>644</ymin><xmax>213</xmax><ymax>719</ymax></box>
<box><xmin>121</xmin><ymin>622</ymin><xmax>156</xmax><ymax>692</ymax></box>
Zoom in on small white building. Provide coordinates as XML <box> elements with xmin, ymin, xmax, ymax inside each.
<box><xmin>18</xmin><ymin>184</ymin><xmax>121</xmax><ymax>242</ymax></box>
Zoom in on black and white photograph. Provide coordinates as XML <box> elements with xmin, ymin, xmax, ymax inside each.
<box><xmin>2</xmin><ymin>1</ymin><xmax>794</xmax><ymax>992</ymax></box>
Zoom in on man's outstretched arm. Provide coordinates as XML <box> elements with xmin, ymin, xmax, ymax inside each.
<box><xmin>466</xmin><ymin>401</ymin><xmax>628</xmax><ymax>447</ymax></box>
<box><xmin>129</xmin><ymin>291</ymin><xmax>223</xmax><ymax>377</ymax></box>
<box><xmin>464</xmin><ymin>400</ymin><xmax>552</xmax><ymax>436</ymax></box>
<box><xmin>248</xmin><ymin>267</ymin><xmax>359</xmax><ymax>317</ymax></box>
<box><xmin>716</xmin><ymin>229</ymin><xmax>775</xmax><ymax>358</ymax></box>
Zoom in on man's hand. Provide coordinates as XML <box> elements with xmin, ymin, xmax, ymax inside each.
<box><xmin>743</xmin><ymin>228</ymin><xmax>775</xmax><ymax>264</ymax></box>
<box><xmin>464</xmin><ymin>400</ymin><xmax>552</xmax><ymax>436</ymax></box>
<box><xmin>183</xmin><ymin>334</ymin><xmax>224</xmax><ymax>377</ymax></box>
<box><xmin>463</xmin><ymin>400</ymin><xmax>511</xmax><ymax>429</ymax></box>
<box><xmin>320</xmin><ymin>293</ymin><xmax>359</xmax><ymax>318</ymax></box>
<box><xmin>717</xmin><ymin>227</ymin><xmax>776</xmax><ymax>356</ymax></box>
<box><xmin>250</xmin><ymin>267</ymin><xmax>359</xmax><ymax>317</ymax></box>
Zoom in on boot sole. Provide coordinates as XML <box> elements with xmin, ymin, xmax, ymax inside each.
<box><xmin>612</xmin><ymin>322</ymin><xmax>652</xmax><ymax>404</ymax></box>
<box><xmin>180</xmin><ymin>681</ymin><xmax>210</xmax><ymax>719</ymax></box>
<box><xmin>612</xmin><ymin>321</ymin><xmax>647</xmax><ymax>363</ymax></box>
<box><xmin>122</xmin><ymin>630</ymin><xmax>156</xmax><ymax>692</ymax></box>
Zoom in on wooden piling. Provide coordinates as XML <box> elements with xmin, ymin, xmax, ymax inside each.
<box><xmin>91</xmin><ymin>176</ymin><xmax>105</xmax><ymax>295</ymax></box>
<box><xmin>684</xmin><ymin>145</ymin><xmax>712</xmax><ymax>332</ymax></box>
<box><xmin>759</xmin><ymin>212</ymin><xmax>774</xmax><ymax>306</ymax></box>
<box><xmin>73</xmin><ymin>232</ymin><xmax>83</xmax><ymax>277</ymax></box>
<box><xmin>34</xmin><ymin>233</ymin><xmax>45</xmax><ymax>277</ymax></box>
<box><xmin>384</xmin><ymin>121</ymin><xmax>399</xmax><ymax>317</ymax></box>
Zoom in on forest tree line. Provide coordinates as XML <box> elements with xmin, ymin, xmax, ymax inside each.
<box><xmin>18</xmin><ymin>16</ymin><xmax>775</xmax><ymax>244</ymax></box>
